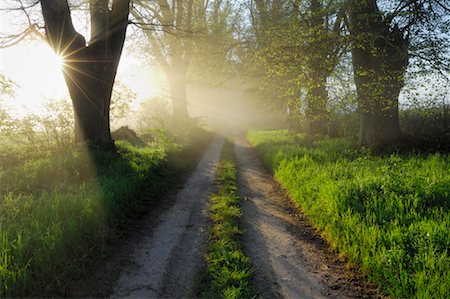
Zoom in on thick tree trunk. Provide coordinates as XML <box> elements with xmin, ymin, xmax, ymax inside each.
<box><xmin>62</xmin><ymin>47</ymin><xmax>116</xmax><ymax>148</ymax></box>
<box><xmin>354</xmin><ymin>96</ymin><xmax>403</xmax><ymax>152</ymax></box>
<box><xmin>356</xmin><ymin>71</ymin><xmax>402</xmax><ymax>149</ymax></box>
<box><xmin>40</xmin><ymin>0</ymin><xmax>130</xmax><ymax>149</ymax></box>
<box><xmin>348</xmin><ymin>0</ymin><xmax>408</xmax><ymax>151</ymax></box>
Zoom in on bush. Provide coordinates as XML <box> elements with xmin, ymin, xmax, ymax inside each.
<box><xmin>400</xmin><ymin>106</ymin><xmax>450</xmax><ymax>152</ymax></box>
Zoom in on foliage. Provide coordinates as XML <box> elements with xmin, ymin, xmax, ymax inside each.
<box><xmin>0</xmin><ymin>74</ymin><xmax>17</xmax><ymax>96</ymax></box>
<box><xmin>0</xmin><ymin>127</ymin><xmax>213</xmax><ymax>297</ymax></box>
<box><xmin>247</xmin><ymin>0</ymin><xmax>450</xmax><ymax>147</ymax></box>
<box><xmin>248</xmin><ymin>130</ymin><xmax>450</xmax><ymax>298</ymax></box>
<box><xmin>0</xmin><ymin>79</ymin><xmax>138</xmax><ymax>150</ymax></box>
<box><xmin>0</xmin><ymin>98</ymin><xmax>75</xmax><ymax>150</ymax></box>
<box><xmin>250</xmin><ymin>0</ymin><xmax>347</xmax><ymax>129</ymax></box>
<box><xmin>135</xmin><ymin>97</ymin><xmax>171</xmax><ymax>133</ymax></box>
<box><xmin>0</xmin><ymin>74</ymin><xmax>17</xmax><ymax>130</ymax></box>
<box><xmin>201</xmin><ymin>138</ymin><xmax>254</xmax><ymax>299</ymax></box>
<box><xmin>19</xmin><ymin>98</ymin><xmax>75</xmax><ymax>149</ymax></box>
<box><xmin>131</xmin><ymin>0</ymin><xmax>241</xmax><ymax>121</ymax></box>
<box><xmin>110</xmin><ymin>80</ymin><xmax>136</xmax><ymax>127</ymax></box>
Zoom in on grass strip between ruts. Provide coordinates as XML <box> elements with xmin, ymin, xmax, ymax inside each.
<box><xmin>201</xmin><ymin>137</ymin><xmax>254</xmax><ymax>299</ymax></box>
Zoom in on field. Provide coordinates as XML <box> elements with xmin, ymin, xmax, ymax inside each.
<box><xmin>0</xmin><ymin>130</ymin><xmax>211</xmax><ymax>297</ymax></box>
<box><xmin>247</xmin><ymin>130</ymin><xmax>450</xmax><ymax>298</ymax></box>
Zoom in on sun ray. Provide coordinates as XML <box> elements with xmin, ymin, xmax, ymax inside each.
<box><xmin>62</xmin><ymin>62</ymin><xmax>109</xmax><ymax>83</ymax></box>
<box><xmin>62</xmin><ymin>67</ymin><xmax>107</xmax><ymax>119</ymax></box>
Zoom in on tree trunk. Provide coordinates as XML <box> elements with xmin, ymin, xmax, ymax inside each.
<box><xmin>356</xmin><ymin>72</ymin><xmax>402</xmax><ymax>149</ymax></box>
<box><xmin>305</xmin><ymin>0</ymin><xmax>342</xmax><ymax>137</ymax></box>
<box><xmin>62</xmin><ymin>47</ymin><xmax>116</xmax><ymax>149</ymax></box>
<box><xmin>348</xmin><ymin>0</ymin><xmax>408</xmax><ymax>151</ymax></box>
<box><xmin>166</xmin><ymin>53</ymin><xmax>190</xmax><ymax>127</ymax></box>
<box><xmin>40</xmin><ymin>0</ymin><xmax>130</xmax><ymax>149</ymax></box>
<box><xmin>168</xmin><ymin>70</ymin><xmax>189</xmax><ymax>122</ymax></box>
<box><xmin>306</xmin><ymin>70</ymin><xmax>329</xmax><ymax>136</ymax></box>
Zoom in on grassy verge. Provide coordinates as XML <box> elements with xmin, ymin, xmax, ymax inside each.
<box><xmin>201</xmin><ymin>138</ymin><xmax>254</xmax><ymax>299</ymax></box>
<box><xmin>247</xmin><ymin>130</ymin><xmax>449</xmax><ymax>299</ymax></box>
<box><xmin>0</xmin><ymin>129</ymin><xmax>212</xmax><ymax>297</ymax></box>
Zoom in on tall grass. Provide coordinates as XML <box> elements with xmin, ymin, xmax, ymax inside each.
<box><xmin>0</xmin><ymin>130</ymin><xmax>211</xmax><ymax>297</ymax></box>
<box><xmin>247</xmin><ymin>130</ymin><xmax>449</xmax><ymax>298</ymax></box>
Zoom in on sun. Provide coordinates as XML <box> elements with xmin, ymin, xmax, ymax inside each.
<box><xmin>0</xmin><ymin>41</ymin><xmax>69</xmax><ymax>115</ymax></box>
<box><xmin>53</xmin><ymin>54</ymin><xmax>65</xmax><ymax>69</ymax></box>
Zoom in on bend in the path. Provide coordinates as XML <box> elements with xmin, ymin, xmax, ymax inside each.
<box><xmin>111</xmin><ymin>136</ymin><xmax>225</xmax><ymax>298</ymax></box>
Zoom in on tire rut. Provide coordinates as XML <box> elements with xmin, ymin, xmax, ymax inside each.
<box><xmin>234</xmin><ymin>135</ymin><xmax>378</xmax><ymax>299</ymax></box>
<box><xmin>111</xmin><ymin>136</ymin><xmax>225</xmax><ymax>298</ymax></box>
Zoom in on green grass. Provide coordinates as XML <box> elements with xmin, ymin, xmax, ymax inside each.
<box><xmin>247</xmin><ymin>130</ymin><xmax>449</xmax><ymax>299</ymax></box>
<box><xmin>0</xmin><ymin>130</ymin><xmax>212</xmax><ymax>297</ymax></box>
<box><xmin>201</xmin><ymin>138</ymin><xmax>254</xmax><ymax>299</ymax></box>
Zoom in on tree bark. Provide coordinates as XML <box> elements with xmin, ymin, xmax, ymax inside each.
<box><xmin>167</xmin><ymin>67</ymin><xmax>190</xmax><ymax>123</ymax></box>
<box><xmin>40</xmin><ymin>0</ymin><xmax>130</xmax><ymax>149</ymax></box>
<box><xmin>348</xmin><ymin>0</ymin><xmax>408</xmax><ymax>151</ymax></box>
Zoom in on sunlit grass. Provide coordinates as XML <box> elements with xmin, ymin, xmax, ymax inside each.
<box><xmin>248</xmin><ymin>130</ymin><xmax>450</xmax><ymax>298</ymax></box>
<box><xmin>201</xmin><ymin>138</ymin><xmax>254</xmax><ymax>299</ymax></box>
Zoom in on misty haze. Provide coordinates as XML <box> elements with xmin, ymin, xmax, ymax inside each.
<box><xmin>0</xmin><ymin>0</ymin><xmax>449</xmax><ymax>298</ymax></box>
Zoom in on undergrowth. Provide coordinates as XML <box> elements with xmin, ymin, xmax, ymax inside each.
<box><xmin>0</xmin><ymin>128</ymin><xmax>212</xmax><ymax>297</ymax></box>
<box><xmin>247</xmin><ymin>130</ymin><xmax>449</xmax><ymax>299</ymax></box>
<box><xmin>201</xmin><ymin>138</ymin><xmax>254</xmax><ymax>299</ymax></box>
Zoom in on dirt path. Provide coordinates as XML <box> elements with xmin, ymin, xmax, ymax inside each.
<box><xmin>71</xmin><ymin>134</ymin><xmax>378</xmax><ymax>299</ymax></box>
<box><xmin>234</xmin><ymin>135</ymin><xmax>377</xmax><ymax>299</ymax></box>
<box><xmin>109</xmin><ymin>136</ymin><xmax>224</xmax><ymax>298</ymax></box>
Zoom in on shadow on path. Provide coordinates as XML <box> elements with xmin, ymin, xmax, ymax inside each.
<box><xmin>234</xmin><ymin>135</ymin><xmax>378</xmax><ymax>299</ymax></box>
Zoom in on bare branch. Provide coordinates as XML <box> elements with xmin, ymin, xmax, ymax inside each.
<box><xmin>0</xmin><ymin>24</ymin><xmax>45</xmax><ymax>48</ymax></box>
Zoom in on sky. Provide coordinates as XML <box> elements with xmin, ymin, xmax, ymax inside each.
<box><xmin>0</xmin><ymin>7</ymin><xmax>166</xmax><ymax>117</ymax></box>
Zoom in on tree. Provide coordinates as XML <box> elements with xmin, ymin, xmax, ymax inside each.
<box><xmin>346</xmin><ymin>0</ymin><xmax>450</xmax><ymax>150</ymax></box>
<box><xmin>347</xmin><ymin>0</ymin><xmax>407</xmax><ymax>149</ymax></box>
<box><xmin>39</xmin><ymin>0</ymin><xmax>131</xmax><ymax>149</ymax></box>
<box><xmin>305</xmin><ymin>0</ymin><xmax>345</xmax><ymax>135</ymax></box>
<box><xmin>251</xmin><ymin>0</ymin><xmax>345</xmax><ymax>135</ymax></box>
<box><xmin>110</xmin><ymin>81</ymin><xmax>136</xmax><ymax>127</ymax></box>
<box><xmin>131</xmin><ymin>0</ymin><xmax>238</xmax><ymax>128</ymax></box>
<box><xmin>131</xmin><ymin>0</ymin><xmax>194</xmax><ymax>125</ymax></box>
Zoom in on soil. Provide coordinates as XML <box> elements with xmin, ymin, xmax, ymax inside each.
<box><xmin>69</xmin><ymin>134</ymin><xmax>382</xmax><ymax>299</ymax></box>
<box><xmin>110</xmin><ymin>136</ymin><xmax>225</xmax><ymax>298</ymax></box>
